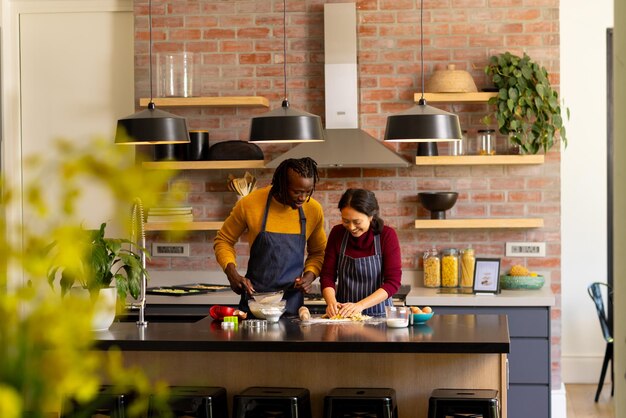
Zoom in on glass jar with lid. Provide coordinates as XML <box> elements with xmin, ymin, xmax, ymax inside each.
<box><xmin>478</xmin><ymin>129</ymin><xmax>496</xmax><ymax>155</ymax></box>
<box><xmin>460</xmin><ymin>246</ymin><xmax>475</xmax><ymax>288</ymax></box>
<box><xmin>422</xmin><ymin>247</ymin><xmax>441</xmax><ymax>288</ymax></box>
<box><xmin>441</xmin><ymin>248</ymin><xmax>459</xmax><ymax>287</ymax></box>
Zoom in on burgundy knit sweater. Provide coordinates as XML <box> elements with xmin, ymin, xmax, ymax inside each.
<box><xmin>320</xmin><ymin>224</ymin><xmax>402</xmax><ymax>297</ymax></box>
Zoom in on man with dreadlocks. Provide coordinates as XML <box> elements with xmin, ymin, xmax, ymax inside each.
<box><xmin>214</xmin><ymin>157</ymin><xmax>327</xmax><ymax>316</ymax></box>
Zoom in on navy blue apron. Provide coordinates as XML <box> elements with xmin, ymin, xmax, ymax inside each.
<box><xmin>241</xmin><ymin>193</ymin><xmax>307</xmax><ymax>316</ymax></box>
<box><xmin>336</xmin><ymin>230</ymin><xmax>392</xmax><ymax>316</ymax></box>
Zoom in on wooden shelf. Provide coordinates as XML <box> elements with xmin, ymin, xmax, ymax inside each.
<box><xmin>139</xmin><ymin>96</ymin><xmax>270</xmax><ymax>108</ymax></box>
<box><xmin>145</xmin><ymin>221</ymin><xmax>224</xmax><ymax>231</ymax></box>
<box><xmin>415</xmin><ymin>155</ymin><xmax>544</xmax><ymax>165</ymax></box>
<box><xmin>414</xmin><ymin>218</ymin><xmax>544</xmax><ymax>229</ymax></box>
<box><xmin>142</xmin><ymin>160</ymin><xmax>265</xmax><ymax>170</ymax></box>
<box><xmin>414</xmin><ymin>92</ymin><xmax>497</xmax><ymax>103</ymax></box>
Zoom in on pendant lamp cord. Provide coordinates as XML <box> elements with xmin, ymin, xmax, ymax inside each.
<box><xmin>148</xmin><ymin>0</ymin><xmax>155</xmax><ymax>110</ymax></box>
<box><xmin>281</xmin><ymin>0</ymin><xmax>289</xmax><ymax>108</ymax></box>
<box><xmin>419</xmin><ymin>0</ymin><xmax>426</xmax><ymax>105</ymax></box>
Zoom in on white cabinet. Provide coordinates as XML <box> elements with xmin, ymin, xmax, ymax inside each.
<box><xmin>2</xmin><ymin>1</ymin><xmax>134</xmax><ymax>238</ymax></box>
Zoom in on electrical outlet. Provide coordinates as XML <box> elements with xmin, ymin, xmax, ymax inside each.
<box><xmin>505</xmin><ymin>242</ymin><xmax>546</xmax><ymax>257</ymax></box>
<box><xmin>152</xmin><ymin>243</ymin><xmax>190</xmax><ymax>257</ymax></box>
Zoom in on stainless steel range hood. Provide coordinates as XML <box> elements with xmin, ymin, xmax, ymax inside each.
<box><xmin>266</xmin><ymin>128</ymin><xmax>409</xmax><ymax>168</ymax></box>
<box><xmin>266</xmin><ymin>3</ymin><xmax>409</xmax><ymax>169</ymax></box>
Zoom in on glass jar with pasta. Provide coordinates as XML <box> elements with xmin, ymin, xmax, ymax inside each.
<box><xmin>441</xmin><ymin>248</ymin><xmax>459</xmax><ymax>287</ymax></box>
<box><xmin>422</xmin><ymin>247</ymin><xmax>441</xmax><ymax>288</ymax></box>
<box><xmin>460</xmin><ymin>246</ymin><xmax>475</xmax><ymax>288</ymax></box>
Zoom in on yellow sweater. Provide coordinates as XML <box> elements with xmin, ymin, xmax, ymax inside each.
<box><xmin>214</xmin><ymin>185</ymin><xmax>327</xmax><ymax>276</ymax></box>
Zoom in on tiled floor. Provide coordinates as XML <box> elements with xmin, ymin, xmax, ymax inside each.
<box><xmin>566</xmin><ymin>384</ymin><xmax>614</xmax><ymax>418</ymax></box>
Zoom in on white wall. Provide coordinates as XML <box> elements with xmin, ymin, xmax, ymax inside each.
<box><xmin>561</xmin><ymin>0</ymin><xmax>614</xmax><ymax>383</ymax></box>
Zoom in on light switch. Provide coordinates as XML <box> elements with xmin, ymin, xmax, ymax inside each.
<box><xmin>151</xmin><ymin>243</ymin><xmax>190</xmax><ymax>257</ymax></box>
<box><xmin>505</xmin><ymin>242</ymin><xmax>546</xmax><ymax>257</ymax></box>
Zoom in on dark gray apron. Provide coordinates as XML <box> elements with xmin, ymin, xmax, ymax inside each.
<box><xmin>336</xmin><ymin>230</ymin><xmax>392</xmax><ymax>316</ymax></box>
<box><xmin>241</xmin><ymin>193</ymin><xmax>307</xmax><ymax>316</ymax></box>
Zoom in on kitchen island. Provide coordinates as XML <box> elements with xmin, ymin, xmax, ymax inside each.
<box><xmin>96</xmin><ymin>314</ymin><xmax>509</xmax><ymax>418</ymax></box>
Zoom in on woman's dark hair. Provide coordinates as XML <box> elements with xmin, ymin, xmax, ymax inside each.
<box><xmin>271</xmin><ymin>157</ymin><xmax>319</xmax><ymax>204</ymax></box>
<box><xmin>338</xmin><ymin>188</ymin><xmax>384</xmax><ymax>234</ymax></box>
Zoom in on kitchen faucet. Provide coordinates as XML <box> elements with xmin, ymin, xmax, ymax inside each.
<box><xmin>125</xmin><ymin>197</ymin><xmax>148</xmax><ymax>327</ymax></box>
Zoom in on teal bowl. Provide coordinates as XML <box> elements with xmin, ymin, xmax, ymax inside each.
<box><xmin>500</xmin><ymin>275</ymin><xmax>545</xmax><ymax>290</ymax></box>
<box><xmin>412</xmin><ymin>312</ymin><xmax>434</xmax><ymax>324</ymax></box>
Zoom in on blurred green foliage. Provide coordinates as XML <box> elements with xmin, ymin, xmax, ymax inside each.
<box><xmin>0</xmin><ymin>138</ymin><xmax>180</xmax><ymax>418</ymax></box>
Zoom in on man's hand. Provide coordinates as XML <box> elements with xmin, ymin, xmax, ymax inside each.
<box><xmin>294</xmin><ymin>271</ymin><xmax>316</xmax><ymax>293</ymax></box>
<box><xmin>224</xmin><ymin>263</ymin><xmax>254</xmax><ymax>295</ymax></box>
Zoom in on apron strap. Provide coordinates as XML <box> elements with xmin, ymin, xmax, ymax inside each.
<box><xmin>374</xmin><ymin>231</ymin><xmax>382</xmax><ymax>255</ymax></box>
<box><xmin>298</xmin><ymin>205</ymin><xmax>306</xmax><ymax>238</ymax></box>
<box><xmin>260</xmin><ymin>192</ymin><xmax>273</xmax><ymax>232</ymax></box>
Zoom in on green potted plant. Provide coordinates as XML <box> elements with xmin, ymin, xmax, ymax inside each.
<box><xmin>46</xmin><ymin>222</ymin><xmax>149</xmax><ymax>330</ymax></box>
<box><xmin>483</xmin><ymin>51</ymin><xmax>569</xmax><ymax>154</ymax></box>
<box><xmin>47</xmin><ymin>222</ymin><xmax>148</xmax><ymax>300</ymax></box>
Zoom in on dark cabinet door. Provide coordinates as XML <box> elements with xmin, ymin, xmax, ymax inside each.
<box><xmin>509</xmin><ymin>338</ymin><xmax>550</xmax><ymax>384</ymax></box>
<box><xmin>433</xmin><ymin>306</ymin><xmax>551</xmax><ymax>417</ymax></box>
<box><xmin>508</xmin><ymin>384</ymin><xmax>550</xmax><ymax>418</ymax></box>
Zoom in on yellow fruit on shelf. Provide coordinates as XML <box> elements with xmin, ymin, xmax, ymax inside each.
<box><xmin>509</xmin><ymin>265</ymin><xmax>530</xmax><ymax>276</ymax></box>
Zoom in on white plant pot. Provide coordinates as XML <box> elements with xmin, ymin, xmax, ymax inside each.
<box><xmin>70</xmin><ymin>287</ymin><xmax>117</xmax><ymax>331</ymax></box>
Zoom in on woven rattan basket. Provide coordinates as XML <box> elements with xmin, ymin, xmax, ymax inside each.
<box><xmin>425</xmin><ymin>64</ymin><xmax>478</xmax><ymax>93</ymax></box>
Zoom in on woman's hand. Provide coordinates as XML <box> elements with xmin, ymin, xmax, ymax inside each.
<box><xmin>325</xmin><ymin>301</ymin><xmax>341</xmax><ymax>318</ymax></box>
<box><xmin>337</xmin><ymin>302</ymin><xmax>363</xmax><ymax>318</ymax></box>
<box><xmin>224</xmin><ymin>263</ymin><xmax>254</xmax><ymax>295</ymax></box>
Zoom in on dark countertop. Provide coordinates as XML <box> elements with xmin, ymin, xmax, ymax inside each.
<box><xmin>96</xmin><ymin>313</ymin><xmax>510</xmax><ymax>354</ymax></box>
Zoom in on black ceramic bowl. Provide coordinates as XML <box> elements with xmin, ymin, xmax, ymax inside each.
<box><xmin>418</xmin><ymin>192</ymin><xmax>458</xmax><ymax>219</ymax></box>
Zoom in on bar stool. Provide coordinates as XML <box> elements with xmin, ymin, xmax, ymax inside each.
<box><xmin>148</xmin><ymin>386</ymin><xmax>228</xmax><ymax>418</ymax></box>
<box><xmin>232</xmin><ymin>386</ymin><xmax>311</xmax><ymax>418</ymax></box>
<box><xmin>427</xmin><ymin>388</ymin><xmax>499</xmax><ymax>418</ymax></box>
<box><xmin>324</xmin><ymin>387</ymin><xmax>398</xmax><ymax>418</ymax></box>
<box><xmin>60</xmin><ymin>385</ymin><xmax>134</xmax><ymax>418</ymax></box>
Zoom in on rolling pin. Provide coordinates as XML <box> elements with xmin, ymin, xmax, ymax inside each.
<box><xmin>298</xmin><ymin>306</ymin><xmax>311</xmax><ymax>321</ymax></box>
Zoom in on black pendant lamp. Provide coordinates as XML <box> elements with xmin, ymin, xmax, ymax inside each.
<box><xmin>249</xmin><ymin>0</ymin><xmax>324</xmax><ymax>143</ymax></box>
<box><xmin>383</xmin><ymin>0</ymin><xmax>461</xmax><ymax>150</ymax></box>
<box><xmin>115</xmin><ymin>0</ymin><xmax>189</xmax><ymax>145</ymax></box>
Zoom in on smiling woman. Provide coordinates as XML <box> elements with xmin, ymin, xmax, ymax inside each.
<box><xmin>320</xmin><ymin>188</ymin><xmax>402</xmax><ymax>318</ymax></box>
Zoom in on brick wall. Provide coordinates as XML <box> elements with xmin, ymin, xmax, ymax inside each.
<box><xmin>135</xmin><ymin>0</ymin><xmax>562</xmax><ymax>385</ymax></box>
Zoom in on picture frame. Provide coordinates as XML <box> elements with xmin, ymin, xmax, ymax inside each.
<box><xmin>473</xmin><ymin>258</ymin><xmax>501</xmax><ymax>294</ymax></box>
